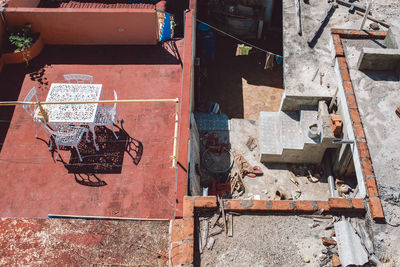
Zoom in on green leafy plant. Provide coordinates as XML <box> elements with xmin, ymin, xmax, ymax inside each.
<box><xmin>9</xmin><ymin>24</ymin><xmax>33</xmax><ymax>65</ymax></box>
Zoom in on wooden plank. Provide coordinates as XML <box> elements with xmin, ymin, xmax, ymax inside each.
<box><xmin>307</xmin><ymin>3</ymin><xmax>336</xmax><ymax>47</ymax></box>
<box><xmin>227</xmin><ymin>214</ymin><xmax>233</xmax><ymax>237</ymax></box>
<box><xmin>360</xmin><ymin>0</ymin><xmax>373</xmax><ymax>30</ymax></box>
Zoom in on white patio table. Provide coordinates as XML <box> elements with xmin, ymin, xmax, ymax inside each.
<box><xmin>44</xmin><ymin>83</ymin><xmax>102</xmax><ymax>151</ymax></box>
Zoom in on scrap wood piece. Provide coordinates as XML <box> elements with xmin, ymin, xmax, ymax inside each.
<box><xmin>209</xmin><ymin>225</ymin><xmax>224</xmax><ymax>237</ymax></box>
<box><xmin>227</xmin><ymin>214</ymin><xmax>233</xmax><ymax>237</ymax></box>
<box><xmin>206</xmin><ymin>236</ymin><xmax>215</xmax><ymax>250</ymax></box>
<box><xmin>289</xmin><ymin>172</ymin><xmax>299</xmax><ymax>186</ymax></box>
<box><xmin>359</xmin><ymin>0</ymin><xmax>373</xmax><ymax>30</ymax></box>
<box><xmin>201</xmin><ymin>220</ymin><xmax>209</xmax><ymax>251</ymax></box>
<box><xmin>307</xmin><ymin>2</ymin><xmax>336</xmax><ymax>47</ymax></box>
<box><xmin>336</xmin><ymin>0</ymin><xmax>370</xmax><ymax>13</ymax></box>
<box><xmin>218</xmin><ymin>196</ymin><xmax>227</xmax><ymax>235</ymax></box>
<box><xmin>209</xmin><ymin>212</ymin><xmax>221</xmax><ymax>228</ymax></box>
<box><xmin>355</xmin><ymin>11</ymin><xmax>392</xmax><ymax>28</ymax></box>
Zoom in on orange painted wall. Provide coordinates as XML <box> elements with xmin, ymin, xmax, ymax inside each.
<box><xmin>7</xmin><ymin>0</ymin><xmax>40</xmax><ymax>8</ymax></box>
<box><xmin>4</xmin><ymin>8</ymin><xmax>158</xmax><ymax>45</ymax></box>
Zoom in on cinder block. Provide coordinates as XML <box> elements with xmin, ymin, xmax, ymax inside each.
<box><xmin>357</xmin><ymin>48</ymin><xmax>400</xmax><ymax>71</ymax></box>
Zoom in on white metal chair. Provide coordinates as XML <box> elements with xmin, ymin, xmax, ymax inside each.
<box><xmin>41</xmin><ymin>123</ymin><xmax>90</xmax><ymax>162</ymax></box>
<box><xmin>63</xmin><ymin>74</ymin><xmax>93</xmax><ymax>84</ymax></box>
<box><xmin>94</xmin><ymin>90</ymin><xmax>120</xmax><ymax>139</ymax></box>
<box><xmin>23</xmin><ymin>87</ymin><xmax>41</xmax><ymax>137</ymax></box>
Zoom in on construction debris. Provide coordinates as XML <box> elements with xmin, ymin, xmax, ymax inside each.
<box><xmin>206</xmin><ymin>236</ymin><xmax>215</xmax><ymax>250</ymax></box>
<box><xmin>227</xmin><ymin>214</ymin><xmax>233</xmax><ymax>237</ymax></box>
<box><xmin>307</xmin><ymin>2</ymin><xmax>336</xmax><ymax>47</ymax></box>
<box><xmin>201</xmin><ymin>220</ymin><xmax>209</xmax><ymax>251</ymax></box>
<box><xmin>322</xmin><ymin>237</ymin><xmax>337</xmax><ymax>246</ymax></box>
<box><xmin>355</xmin><ymin>11</ymin><xmax>392</xmax><ymax>28</ymax></box>
<box><xmin>334</xmin><ymin>220</ymin><xmax>369</xmax><ymax>267</ymax></box>
<box><xmin>218</xmin><ymin>196</ymin><xmax>227</xmax><ymax>235</ymax></box>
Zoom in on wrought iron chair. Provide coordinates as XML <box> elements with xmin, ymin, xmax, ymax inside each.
<box><xmin>41</xmin><ymin>123</ymin><xmax>90</xmax><ymax>162</ymax></box>
<box><xmin>94</xmin><ymin>90</ymin><xmax>120</xmax><ymax>139</ymax></box>
<box><xmin>63</xmin><ymin>74</ymin><xmax>93</xmax><ymax>84</ymax></box>
<box><xmin>23</xmin><ymin>87</ymin><xmax>41</xmax><ymax>138</ymax></box>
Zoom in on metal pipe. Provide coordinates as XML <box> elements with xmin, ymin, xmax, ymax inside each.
<box><xmin>324</xmin><ymin>153</ymin><xmax>337</xmax><ymax>197</ymax></box>
<box><xmin>171</xmin><ymin>101</ymin><xmax>179</xmax><ymax>168</ymax></box>
<box><xmin>0</xmin><ymin>98</ymin><xmax>179</xmax><ymax>106</ymax></box>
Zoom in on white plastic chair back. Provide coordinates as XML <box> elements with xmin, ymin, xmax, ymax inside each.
<box><xmin>63</xmin><ymin>74</ymin><xmax>93</xmax><ymax>84</ymax></box>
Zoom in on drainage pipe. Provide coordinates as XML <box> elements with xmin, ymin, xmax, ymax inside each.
<box><xmin>324</xmin><ymin>153</ymin><xmax>338</xmax><ymax>197</ymax></box>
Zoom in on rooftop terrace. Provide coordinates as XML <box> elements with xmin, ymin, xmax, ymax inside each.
<box><xmin>0</xmin><ymin>41</ymin><xmax>186</xmax><ymax>219</ymax></box>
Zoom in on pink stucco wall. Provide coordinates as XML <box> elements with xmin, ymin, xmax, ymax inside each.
<box><xmin>7</xmin><ymin>0</ymin><xmax>40</xmax><ymax>8</ymax></box>
<box><xmin>4</xmin><ymin>8</ymin><xmax>159</xmax><ymax>45</ymax></box>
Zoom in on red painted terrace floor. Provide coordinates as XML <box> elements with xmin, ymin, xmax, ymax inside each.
<box><xmin>0</xmin><ymin>42</ymin><xmax>186</xmax><ymax>219</ymax></box>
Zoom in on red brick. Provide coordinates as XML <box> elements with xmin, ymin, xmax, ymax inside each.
<box><xmin>348</xmin><ymin>29</ymin><xmax>362</xmax><ymax>37</ymax></box>
<box><xmin>328</xmin><ymin>198</ymin><xmax>352</xmax><ymax>210</ymax></box>
<box><xmin>349</xmin><ymin>108</ymin><xmax>361</xmax><ymax>123</ymax></box>
<box><xmin>343</xmin><ymin>81</ymin><xmax>354</xmax><ymax>94</ymax></box>
<box><xmin>351</xmin><ymin>199</ymin><xmax>365</xmax><ymax>211</ymax></box>
<box><xmin>194</xmin><ymin>196</ymin><xmax>217</xmax><ymax>208</ymax></box>
<box><xmin>171</xmin><ymin>243</ymin><xmax>181</xmax><ymax>266</ymax></box>
<box><xmin>353</xmin><ymin>123</ymin><xmax>365</xmax><ymax>139</ymax></box>
<box><xmin>182</xmin><ymin>218</ymin><xmax>194</xmax><ymax>241</ymax></box>
<box><xmin>183</xmin><ymin>197</ymin><xmax>194</xmax><ymax>218</ymax></box>
<box><xmin>361</xmin><ymin>158</ymin><xmax>374</xmax><ymax>177</ymax></box>
<box><xmin>340</xmin><ymin>68</ymin><xmax>351</xmax><ymax>81</ymax></box>
<box><xmin>247</xmin><ymin>200</ymin><xmax>268</xmax><ymax>210</ymax></box>
<box><xmin>316</xmin><ymin>201</ymin><xmax>329</xmax><ymax>211</ymax></box>
<box><xmin>332</xmin><ymin>34</ymin><xmax>341</xmax><ymax>44</ymax></box>
<box><xmin>357</xmin><ymin>141</ymin><xmax>370</xmax><ymax>159</ymax></box>
<box><xmin>271</xmin><ymin>200</ymin><xmax>293</xmax><ymax>211</ymax></box>
<box><xmin>369</xmin><ymin>197</ymin><xmax>385</xmax><ymax>221</ymax></box>
<box><xmin>366</xmin><ymin>178</ymin><xmax>379</xmax><ymax>197</ymax></box>
<box><xmin>223</xmin><ymin>200</ymin><xmax>242</xmax><ymax>210</ymax></box>
<box><xmin>335</xmin><ymin>43</ymin><xmax>344</xmax><ymax>56</ymax></box>
<box><xmin>180</xmin><ymin>241</ymin><xmax>194</xmax><ymax>264</ymax></box>
<box><xmin>170</xmin><ymin>220</ymin><xmax>184</xmax><ymax>242</ymax></box>
<box><xmin>331</xmin><ymin>29</ymin><xmax>346</xmax><ymax>35</ymax></box>
<box><xmin>332</xmin><ymin>254</ymin><xmax>341</xmax><ymax>267</ymax></box>
<box><xmin>346</xmin><ymin>94</ymin><xmax>358</xmax><ymax>109</ymax></box>
<box><xmin>294</xmin><ymin>201</ymin><xmax>315</xmax><ymax>212</ymax></box>
<box><xmin>337</xmin><ymin>57</ymin><xmax>348</xmax><ymax>69</ymax></box>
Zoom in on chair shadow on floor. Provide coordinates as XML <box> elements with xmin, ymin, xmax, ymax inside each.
<box><xmin>39</xmin><ymin>121</ymin><xmax>143</xmax><ymax>187</ymax></box>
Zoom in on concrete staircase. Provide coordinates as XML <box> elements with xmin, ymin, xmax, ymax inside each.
<box><xmin>258</xmin><ymin>102</ymin><xmax>339</xmax><ymax>164</ymax></box>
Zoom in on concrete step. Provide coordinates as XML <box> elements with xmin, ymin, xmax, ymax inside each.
<box><xmin>258</xmin><ymin>111</ymin><xmax>282</xmax><ymax>156</ymax></box>
<box><xmin>300</xmin><ymin>107</ymin><xmax>320</xmax><ymax>145</ymax></box>
<box><xmin>279</xmin><ymin>111</ymin><xmax>303</xmax><ymax>150</ymax></box>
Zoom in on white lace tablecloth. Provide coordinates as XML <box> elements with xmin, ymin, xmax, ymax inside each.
<box><xmin>45</xmin><ymin>83</ymin><xmax>102</xmax><ymax>123</ymax></box>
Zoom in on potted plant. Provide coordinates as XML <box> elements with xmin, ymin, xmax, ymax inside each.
<box><xmin>1</xmin><ymin>24</ymin><xmax>44</xmax><ymax>65</ymax></box>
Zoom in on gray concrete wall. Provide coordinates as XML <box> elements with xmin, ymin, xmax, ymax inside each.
<box><xmin>357</xmin><ymin>48</ymin><xmax>400</xmax><ymax>71</ymax></box>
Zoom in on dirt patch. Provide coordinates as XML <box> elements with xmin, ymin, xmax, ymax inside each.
<box><xmin>199</xmin><ymin>215</ymin><xmax>335</xmax><ymax>267</ymax></box>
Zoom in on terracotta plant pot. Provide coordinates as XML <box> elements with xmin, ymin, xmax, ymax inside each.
<box><xmin>1</xmin><ymin>34</ymin><xmax>44</xmax><ymax>65</ymax></box>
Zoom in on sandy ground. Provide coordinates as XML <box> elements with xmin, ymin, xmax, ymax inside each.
<box><xmin>199</xmin><ymin>214</ymin><xmax>339</xmax><ymax>267</ymax></box>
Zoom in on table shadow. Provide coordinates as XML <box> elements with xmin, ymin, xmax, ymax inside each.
<box><xmin>42</xmin><ymin>122</ymin><xmax>143</xmax><ymax>187</ymax></box>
